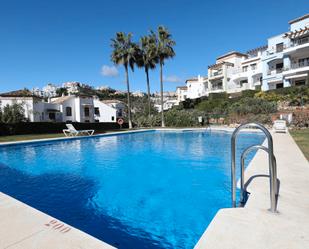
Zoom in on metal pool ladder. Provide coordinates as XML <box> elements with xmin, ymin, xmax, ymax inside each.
<box><xmin>231</xmin><ymin>122</ymin><xmax>279</xmax><ymax>213</ymax></box>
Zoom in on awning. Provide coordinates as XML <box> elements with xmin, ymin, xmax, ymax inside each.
<box><xmin>285</xmin><ymin>73</ymin><xmax>308</xmax><ymax>80</ymax></box>
<box><xmin>268</xmin><ymin>79</ymin><xmax>282</xmax><ymax>84</ymax></box>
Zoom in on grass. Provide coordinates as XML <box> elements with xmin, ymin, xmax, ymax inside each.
<box><xmin>290</xmin><ymin>129</ymin><xmax>309</xmax><ymax>160</ymax></box>
<box><xmin>0</xmin><ymin>129</ymin><xmax>133</xmax><ymax>143</ymax></box>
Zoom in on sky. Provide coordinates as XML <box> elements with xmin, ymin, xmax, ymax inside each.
<box><xmin>0</xmin><ymin>0</ymin><xmax>308</xmax><ymax>93</ymax></box>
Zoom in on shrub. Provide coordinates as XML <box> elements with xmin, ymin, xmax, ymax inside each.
<box><xmin>228</xmin><ymin>97</ymin><xmax>277</xmax><ymax>115</ymax></box>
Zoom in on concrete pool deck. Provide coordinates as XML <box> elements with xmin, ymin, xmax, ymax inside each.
<box><xmin>195</xmin><ymin>131</ymin><xmax>309</xmax><ymax>249</ymax></box>
<box><xmin>0</xmin><ymin>128</ymin><xmax>308</xmax><ymax>248</ymax></box>
<box><xmin>0</xmin><ymin>193</ymin><xmax>115</xmax><ymax>249</ymax></box>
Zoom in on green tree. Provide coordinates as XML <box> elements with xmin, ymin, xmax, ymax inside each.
<box><xmin>155</xmin><ymin>26</ymin><xmax>176</xmax><ymax>127</ymax></box>
<box><xmin>137</xmin><ymin>33</ymin><xmax>158</xmax><ymax>119</ymax></box>
<box><xmin>1</xmin><ymin>103</ymin><xmax>27</xmax><ymax>123</ymax></box>
<box><xmin>111</xmin><ymin>32</ymin><xmax>139</xmax><ymax>129</ymax></box>
<box><xmin>56</xmin><ymin>87</ymin><xmax>68</xmax><ymax>97</ymax></box>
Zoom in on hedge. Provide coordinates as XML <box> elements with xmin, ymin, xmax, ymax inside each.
<box><xmin>0</xmin><ymin>122</ymin><xmax>128</xmax><ymax>136</ymax></box>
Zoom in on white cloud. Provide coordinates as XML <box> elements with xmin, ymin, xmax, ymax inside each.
<box><xmin>163</xmin><ymin>75</ymin><xmax>183</xmax><ymax>83</ymax></box>
<box><xmin>101</xmin><ymin>65</ymin><xmax>119</xmax><ymax>77</ymax></box>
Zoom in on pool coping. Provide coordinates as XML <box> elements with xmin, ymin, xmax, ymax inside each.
<box><xmin>0</xmin><ymin>126</ymin><xmax>262</xmax><ymax>147</ymax></box>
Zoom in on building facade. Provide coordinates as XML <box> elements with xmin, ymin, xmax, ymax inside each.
<box><xmin>262</xmin><ymin>14</ymin><xmax>309</xmax><ymax>90</ymax></box>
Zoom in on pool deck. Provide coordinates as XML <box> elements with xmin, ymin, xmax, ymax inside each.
<box><xmin>0</xmin><ymin>193</ymin><xmax>115</xmax><ymax>249</ymax></box>
<box><xmin>0</xmin><ymin>128</ymin><xmax>308</xmax><ymax>248</ymax></box>
<box><xmin>195</xmin><ymin>131</ymin><xmax>309</xmax><ymax>249</ymax></box>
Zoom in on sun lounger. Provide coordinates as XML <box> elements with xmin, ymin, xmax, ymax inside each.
<box><xmin>273</xmin><ymin>119</ymin><xmax>287</xmax><ymax>133</ymax></box>
<box><xmin>63</xmin><ymin>124</ymin><xmax>95</xmax><ymax>137</ymax></box>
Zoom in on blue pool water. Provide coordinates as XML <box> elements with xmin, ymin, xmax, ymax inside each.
<box><xmin>0</xmin><ymin>130</ymin><xmax>264</xmax><ymax>248</ymax></box>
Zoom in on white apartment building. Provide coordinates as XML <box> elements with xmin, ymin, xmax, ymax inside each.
<box><xmin>51</xmin><ymin>95</ymin><xmax>95</xmax><ymax>123</ymax></box>
<box><xmin>32</xmin><ymin>84</ymin><xmax>58</xmax><ymax>98</ymax></box>
<box><xmin>185</xmin><ymin>75</ymin><xmax>208</xmax><ymax>99</ymax></box>
<box><xmin>152</xmin><ymin>91</ymin><xmax>177</xmax><ymax>112</ymax></box>
<box><xmin>94</xmin><ymin>99</ymin><xmax>126</xmax><ymax>122</ymax></box>
<box><xmin>175</xmin><ymin>86</ymin><xmax>188</xmax><ymax>105</ymax></box>
<box><xmin>0</xmin><ymin>90</ymin><xmax>61</xmax><ymax>122</ymax></box>
<box><xmin>0</xmin><ymin>89</ymin><xmax>127</xmax><ymax>123</ymax></box>
<box><xmin>262</xmin><ymin>13</ymin><xmax>309</xmax><ymax>90</ymax></box>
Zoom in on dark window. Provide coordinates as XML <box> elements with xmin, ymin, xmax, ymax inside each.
<box><xmin>95</xmin><ymin>119</ymin><xmax>99</xmax><ymax>123</ymax></box>
<box><xmin>111</xmin><ymin>116</ymin><xmax>115</xmax><ymax>121</ymax></box>
<box><xmin>118</xmin><ymin>109</ymin><xmax>122</xmax><ymax>117</ymax></box>
<box><xmin>84</xmin><ymin>107</ymin><xmax>90</xmax><ymax>117</ymax></box>
<box><xmin>276</xmin><ymin>43</ymin><xmax>284</xmax><ymax>53</ymax></box>
<box><xmin>239</xmin><ymin>80</ymin><xmax>248</xmax><ymax>87</ymax></box>
<box><xmin>276</xmin><ymin>63</ymin><xmax>283</xmax><ymax>73</ymax></box>
<box><xmin>49</xmin><ymin>112</ymin><xmax>56</xmax><ymax>120</ymax></box>
<box><xmin>295</xmin><ymin>80</ymin><xmax>306</xmax><ymax>86</ymax></box>
<box><xmin>66</xmin><ymin>107</ymin><xmax>72</xmax><ymax>116</ymax></box>
<box><xmin>242</xmin><ymin>66</ymin><xmax>248</xmax><ymax>72</ymax></box>
<box><xmin>85</xmin><ymin>120</ymin><xmax>90</xmax><ymax>123</ymax></box>
<box><xmin>94</xmin><ymin>107</ymin><xmax>100</xmax><ymax>115</ymax></box>
<box><xmin>276</xmin><ymin>83</ymin><xmax>284</xmax><ymax>89</ymax></box>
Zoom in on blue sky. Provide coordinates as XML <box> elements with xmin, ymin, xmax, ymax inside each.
<box><xmin>0</xmin><ymin>0</ymin><xmax>308</xmax><ymax>93</ymax></box>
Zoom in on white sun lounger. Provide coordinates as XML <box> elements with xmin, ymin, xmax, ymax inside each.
<box><xmin>273</xmin><ymin>119</ymin><xmax>287</xmax><ymax>133</ymax></box>
<box><xmin>63</xmin><ymin>124</ymin><xmax>95</xmax><ymax>137</ymax></box>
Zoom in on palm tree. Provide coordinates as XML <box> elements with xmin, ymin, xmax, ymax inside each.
<box><xmin>155</xmin><ymin>26</ymin><xmax>176</xmax><ymax>127</ymax></box>
<box><xmin>137</xmin><ymin>33</ymin><xmax>158</xmax><ymax>119</ymax></box>
<box><xmin>111</xmin><ymin>32</ymin><xmax>139</xmax><ymax>129</ymax></box>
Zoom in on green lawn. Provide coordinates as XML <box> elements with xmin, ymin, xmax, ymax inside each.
<box><xmin>0</xmin><ymin>129</ymin><xmax>133</xmax><ymax>143</ymax></box>
<box><xmin>0</xmin><ymin>133</ymin><xmax>66</xmax><ymax>142</ymax></box>
<box><xmin>290</xmin><ymin>129</ymin><xmax>309</xmax><ymax>161</ymax></box>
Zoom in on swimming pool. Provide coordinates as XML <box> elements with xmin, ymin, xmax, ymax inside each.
<box><xmin>0</xmin><ymin>130</ymin><xmax>264</xmax><ymax>249</ymax></box>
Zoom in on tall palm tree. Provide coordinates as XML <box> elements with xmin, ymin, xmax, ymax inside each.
<box><xmin>156</xmin><ymin>26</ymin><xmax>176</xmax><ymax>127</ymax></box>
<box><xmin>111</xmin><ymin>32</ymin><xmax>139</xmax><ymax>129</ymax></box>
<box><xmin>137</xmin><ymin>33</ymin><xmax>158</xmax><ymax>119</ymax></box>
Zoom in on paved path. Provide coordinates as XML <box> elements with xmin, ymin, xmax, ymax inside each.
<box><xmin>0</xmin><ymin>193</ymin><xmax>115</xmax><ymax>249</ymax></box>
<box><xmin>195</xmin><ymin>131</ymin><xmax>309</xmax><ymax>249</ymax></box>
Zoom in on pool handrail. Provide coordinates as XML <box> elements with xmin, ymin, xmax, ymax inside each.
<box><xmin>231</xmin><ymin>122</ymin><xmax>278</xmax><ymax>213</ymax></box>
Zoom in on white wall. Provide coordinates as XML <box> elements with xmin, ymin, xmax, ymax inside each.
<box><xmin>93</xmin><ymin>99</ymin><xmax>117</xmax><ymax>122</ymax></box>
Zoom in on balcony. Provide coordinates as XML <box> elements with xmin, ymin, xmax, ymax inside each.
<box><xmin>209</xmin><ymin>70</ymin><xmax>223</xmax><ymax>78</ymax></box>
<box><xmin>283</xmin><ymin>37</ymin><xmax>309</xmax><ymax>54</ymax></box>
<box><xmin>267</xmin><ymin>68</ymin><xmax>283</xmax><ymax>75</ymax></box>
<box><xmin>283</xmin><ymin>60</ymin><xmax>309</xmax><ymax>76</ymax></box>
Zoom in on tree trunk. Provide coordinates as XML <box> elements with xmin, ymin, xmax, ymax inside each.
<box><xmin>125</xmin><ymin>65</ymin><xmax>133</xmax><ymax>129</ymax></box>
<box><xmin>145</xmin><ymin>67</ymin><xmax>151</xmax><ymax>120</ymax></box>
<box><xmin>160</xmin><ymin>62</ymin><xmax>165</xmax><ymax>127</ymax></box>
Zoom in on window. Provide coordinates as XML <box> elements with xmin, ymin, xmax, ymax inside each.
<box><xmin>85</xmin><ymin>120</ymin><xmax>90</xmax><ymax>123</ymax></box>
<box><xmin>49</xmin><ymin>112</ymin><xmax>56</xmax><ymax>120</ymax></box>
<box><xmin>118</xmin><ymin>109</ymin><xmax>122</xmax><ymax>117</ymax></box>
<box><xmin>295</xmin><ymin>80</ymin><xmax>306</xmax><ymax>86</ymax></box>
<box><xmin>276</xmin><ymin>43</ymin><xmax>284</xmax><ymax>53</ymax></box>
<box><xmin>66</xmin><ymin>107</ymin><xmax>72</xmax><ymax>116</ymax></box>
<box><xmin>276</xmin><ymin>63</ymin><xmax>283</xmax><ymax>73</ymax></box>
<box><xmin>111</xmin><ymin>116</ymin><xmax>115</xmax><ymax>121</ymax></box>
<box><xmin>95</xmin><ymin>119</ymin><xmax>99</xmax><ymax>123</ymax></box>
<box><xmin>84</xmin><ymin>107</ymin><xmax>90</xmax><ymax>117</ymax></box>
<box><xmin>242</xmin><ymin>66</ymin><xmax>248</xmax><ymax>72</ymax></box>
<box><xmin>94</xmin><ymin>107</ymin><xmax>100</xmax><ymax>116</ymax></box>
<box><xmin>240</xmin><ymin>80</ymin><xmax>248</xmax><ymax>86</ymax></box>
<box><xmin>276</xmin><ymin>83</ymin><xmax>284</xmax><ymax>89</ymax></box>
<box><xmin>251</xmin><ymin>63</ymin><xmax>257</xmax><ymax>70</ymax></box>
<box><xmin>41</xmin><ymin>112</ymin><xmax>44</xmax><ymax>120</ymax></box>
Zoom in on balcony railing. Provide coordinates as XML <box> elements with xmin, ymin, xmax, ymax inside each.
<box><xmin>267</xmin><ymin>68</ymin><xmax>283</xmax><ymax>75</ymax></box>
<box><xmin>285</xmin><ymin>37</ymin><xmax>309</xmax><ymax>49</ymax></box>
<box><xmin>210</xmin><ymin>70</ymin><xmax>223</xmax><ymax>77</ymax></box>
<box><xmin>211</xmin><ymin>85</ymin><xmax>223</xmax><ymax>90</ymax></box>
<box><xmin>284</xmin><ymin>60</ymin><xmax>309</xmax><ymax>70</ymax></box>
